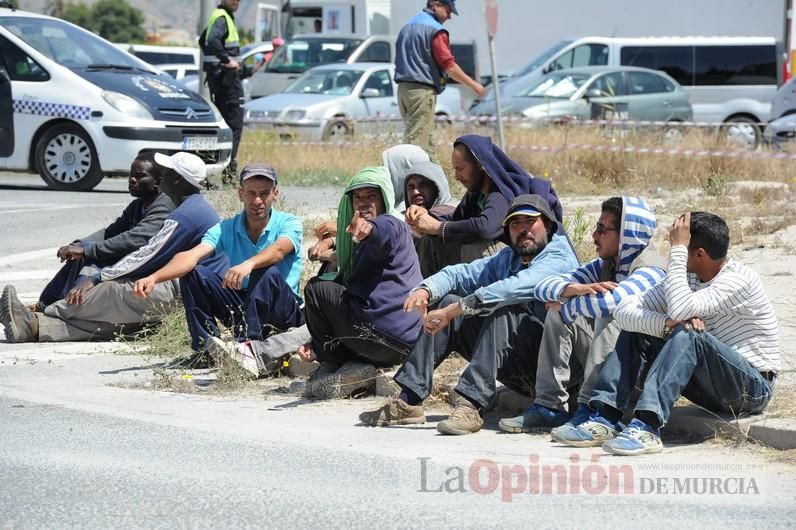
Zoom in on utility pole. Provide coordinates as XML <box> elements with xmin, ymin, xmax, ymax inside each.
<box><xmin>198</xmin><ymin>0</ymin><xmax>213</xmax><ymax>100</ymax></box>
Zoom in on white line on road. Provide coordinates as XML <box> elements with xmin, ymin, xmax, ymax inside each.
<box><xmin>0</xmin><ymin>248</ymin><xmax>57</xmax><ymax>267</ymax></box>
<box><xmin>0</xmin><ymin>203</ymin><xmax>127</xmax><ymax>215</ymax></box>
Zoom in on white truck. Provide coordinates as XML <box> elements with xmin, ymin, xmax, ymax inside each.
<box><xmin>254</xmin><ymin>0</ymin><xmax>392</xmax><ymax>41</ymax></box>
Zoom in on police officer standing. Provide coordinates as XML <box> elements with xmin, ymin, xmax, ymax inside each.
<box><xmin>200</xmin><ymin>0</ymin><xmax>244</xmax><ymax>184</ymax></box>
<box><xmin>395</xmin><ymin>0</ymin><xmax>485</xmax><ymax>160</ymax></box>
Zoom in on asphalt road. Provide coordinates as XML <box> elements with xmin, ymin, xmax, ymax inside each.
<box><xmin>2</xmin><ymin>171</ymin><xmax>796</xmax><ymax>527</ymax></box>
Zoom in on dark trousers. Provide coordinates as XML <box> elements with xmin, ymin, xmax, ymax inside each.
<box><xmin>208</xmin><ymin>70</ymin><xmax>244</xmax><ymax>172</ymax></box>
<box><xmin>180</xmin><ymin>264</ymin><xmax>303</xmax><ymax>352</ymax></box>
<box><xmin>394</xmin><ymin>294</ymin><xmax>547</xmax><ymax>409</ymax></box>
<box><xmin>590</xmin><ymin>328</ymin><xmax>775</xmax><ymax>427</ymax></box>
<box><xmin>303</xmin><ymin>277</ymin><xmax>408</xmax><ymax>368</ymax></box>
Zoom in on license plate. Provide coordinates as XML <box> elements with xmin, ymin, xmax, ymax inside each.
<box><xmin>182</xmin><ymin>136</ymin><xmax>218</xmax><ymax>150</ymax></box>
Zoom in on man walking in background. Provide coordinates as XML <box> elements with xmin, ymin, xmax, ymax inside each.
<box><xmin>394</xmin><ymin>0</ymin><xmax>485</xmax><ymax>158</ymax></box>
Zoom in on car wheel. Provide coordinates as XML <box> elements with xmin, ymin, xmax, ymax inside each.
<box><xmin>663</xmin><ymin>122</ymin><xmax>685</xmax><ymax>144</ymax></box>
<box><xmin>323</xmin><ymin>119</ymin><xmax>351</xmax><ymax>141</ymax></box>
<box><xmin>721</xmin><ymin>117</ymin><xmax>761</xmax><ymax>150</ymax></box>
<box><xmin>435</xmin><ymin>112</ymin><xmax>453</xmax><ymax>130</ymax></box>
<box><xmin>35</xmin><ymin>123</ymin><xmax>104</xmax><ymax>191</ymax></box>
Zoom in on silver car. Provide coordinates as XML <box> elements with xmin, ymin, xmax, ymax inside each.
<box><xmin>244</xmin><ymin>63</ymin><xmax>465</xmax><ymax>141</ymax></box>
<box><xmin>479</xmin><ymin>66</ymin><xmax>692</xmax><ymax>125</ymax></box>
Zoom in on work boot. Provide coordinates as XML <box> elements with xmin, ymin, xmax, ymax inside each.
<box><xmin>359</xmin><ymin>398</ymin><xmax>426</xmax><ymax>426</ymax></box>
<box><xmin>310</xmin><ymin>361</ymin><xmax>378</xmax><ymax>399</ymax></box>
<box><xmin>436</xmin><ymin>393</ymin><xmax>484</xmax><ymax>435</ymax></box>
<box><xmin>0</xmin><ymin>285</ymin><xmax>38</xmax><ymax>343</ymax></box>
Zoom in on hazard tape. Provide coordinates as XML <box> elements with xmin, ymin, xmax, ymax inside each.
<box><xmin>246</xmin><ymin>115</ymin><xmax>763</xmax><ymax>128</ymax></box>
<box><xmin>243</xmin><ymin>139</ymin><xmax>796</xmax><ymax>161</ymax></box>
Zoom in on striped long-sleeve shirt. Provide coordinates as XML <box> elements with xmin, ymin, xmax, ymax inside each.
<box><xmin>535</xmin><ymin>196</ymin><xmax>666</xmax><ymax>324</ymax></box>
<box><xmin>614</xmin><ymin>245</ymin><xmax>780</xmax><ymax>372</ymax></box>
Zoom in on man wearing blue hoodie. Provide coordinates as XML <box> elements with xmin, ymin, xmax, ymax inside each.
<box><xmin>499</xmin><ymin>197</ymin><xmax>666</xmax><ymax>435</ymax></box>
<box><xmin>408</xmin><ymin>135</ymin><xmax>566</xmax><ymax>277</ymax></box>
<box><xmin>360</xmin><ymin>194</ymin><xmax>579</xmax><ymax>435</ymax></box>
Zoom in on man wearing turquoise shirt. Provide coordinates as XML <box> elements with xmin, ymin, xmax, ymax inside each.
<box><xmin>133</xmin><ymin>164</ymin><xmax>303</xmax><ymax>355</ymax></box>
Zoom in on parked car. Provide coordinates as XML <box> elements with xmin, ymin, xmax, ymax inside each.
<box><xmin>484</xmin><ymin>66</ymin><xmax>692</xmax><ymax>126</ymax></box>
<box><xmin>770</xmin><ymin>76</ymin><xmax>796</xmax><ymax>121</ymax></box>
<box><xmin>474</xmin><ymin>36</ymin><xmax>779</xmax><ymax>147</ymax></box>
<box><xmin>114</xmin><ymin>43</ymin><xmax>199</xmax><ymax>66</ymax></box>
<box><xmin>763</xmin><ymin>113</ymin><xmax>796</xmax><ymax>147</ymax></box>
<box><xmin>0</xmin><ymin>7</ymin><xmax>231</xmax><ymax>190</ymax></box>
<box><xmin>244</xmin><ymin>63</ymin><xmax>466</xmax><ymax>141</ymax></box>
<box><xmin>246</xmin><ymin>33</ymin><xmax>479</xmax><ymax>106</ymax></box>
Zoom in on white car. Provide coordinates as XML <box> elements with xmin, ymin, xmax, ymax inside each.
<box><xmin>244</xmin><ymin>62</ymin><xmax>466</xmax><ymax>141</ymax></box>
<box><xmin>0</xmin><ymin>8</ymin><xmax>231</xmax><ymax>190</ymax></box>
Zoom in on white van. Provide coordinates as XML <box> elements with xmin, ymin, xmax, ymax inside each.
<box><xmin>475</xmin><ymin>36</ymin><xmax>781</xmax><ymax>146</ymax></box>
<box><xmin>114</xmin><ymin>44</ymin><xmax>200</xmax><ymax>67</ymax></box>
<box><xmin>0</xmin><ymin>8</ymin><xmax>231</xmax><ymax>191</ymax></box>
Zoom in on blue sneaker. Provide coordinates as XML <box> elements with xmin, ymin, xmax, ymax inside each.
<box><xmin>602</xmin><ymin>418</ymin><xmax>663</xmax><ymax>456</ymax></box>
<box><xmin>553</xmin><ymin>414</ymin><xmax>618</xmax><ymax>447</ymax></box>
<box><xmin>498</xmin><ymin>403</ymin><xmax>570</xmax><ymax>433</ymax></box>
<box><xmin>550</xmin><ymin>404</ymin><xmax>593</xmax><ymax>441</ymax></box>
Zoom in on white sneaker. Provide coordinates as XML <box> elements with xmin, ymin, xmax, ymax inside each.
<box><xmin>207</xmin><ymin>336</ymin><xmax>260</xmax><ymax>378</ymax></box>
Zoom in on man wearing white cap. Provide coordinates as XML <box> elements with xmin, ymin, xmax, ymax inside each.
<box><xmin>132</xmin><ymin>163</ymin><xmax>304</xmax><ymax>371</ymax></box>
<box><xmin>1</xmin><ymin>152</ymin><xmax>224</xmax><ymax>343</ymax></box>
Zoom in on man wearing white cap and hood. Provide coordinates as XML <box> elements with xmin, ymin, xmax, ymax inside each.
<box><xmin>1</xmin><ymin>152</ymin><xmax>224</xmax><ymax>343</ymax></box>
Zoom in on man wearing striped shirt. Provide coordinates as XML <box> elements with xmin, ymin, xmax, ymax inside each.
<box><xmin>557</xmin><ymin>212</ymin><xmax>779</xmax><ymax>455</ymax></box>
<box><xmin>499</xmin><ymin>197</ymin><xmax>666</xmax><ymax>434</ymax></box>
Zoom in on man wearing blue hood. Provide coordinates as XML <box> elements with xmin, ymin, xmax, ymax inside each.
<box><xmin>499</xmin><ymin>197</ymin><xmax>666</xmax><ymax>435</ymax></box>
<box><xmin>408</xmin><ymin>134</ymin><xmax>566</xmax><ymax>277</ymax></box>
<box><xmin>360</xmin><ymin>194</ymin><xmax>578</xmax><ymax>435</ymax></box>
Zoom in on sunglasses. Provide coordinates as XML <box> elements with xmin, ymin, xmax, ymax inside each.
<box><xmin>594</xmin><ymin>223</ymin><xmax>618</xmax><ymax>235</ymax></box>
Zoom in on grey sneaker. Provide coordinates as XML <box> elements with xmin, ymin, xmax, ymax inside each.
<box><xmin>1</xmin><ymin>285</ymin><xmax>38</xmax><ymax>343</ymax></box>
<box><xmin>359</xmin><ymin>398</ymin><xmax>426</xmax><ymax>426</ymax></box>
<box><xmin>437</xmin><ymin>397</ymin><xmax>484</xmax><ymax>435</ymax></box>
<box><xmin>310</xmin><ymin>361</ymin><xmax>378</xmax><ymax>399</ymax></box>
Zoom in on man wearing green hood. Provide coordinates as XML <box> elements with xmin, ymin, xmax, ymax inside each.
<box><xmin>302</xmin><ymin>167</ymin><xmax>424</xmax><ymax>399</ymax></box>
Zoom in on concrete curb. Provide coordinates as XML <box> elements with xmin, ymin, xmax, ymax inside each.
<box><xmin>665</xmin><ymin>405</ymin><xmax>796</xmax><ymax>450</ymax></box>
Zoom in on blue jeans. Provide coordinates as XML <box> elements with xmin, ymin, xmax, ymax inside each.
<box><xmin>180</xmin><ymin>264</ymin><xmax>304</xmax><ymax>352</ymax></box>
<box><xmin>590</xmin><ymin>327</ymin><xmax>774</xmax><ymax>426</ymax></box>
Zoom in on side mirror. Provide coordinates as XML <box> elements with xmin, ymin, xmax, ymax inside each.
<box><xmin>584</xmin><ymin>88</ymin><xmax>602</xmax><ymax>100</ymax></box>
<box><xmin>360</xmin><ymin>88</ymin><xmax>381</xmax><ymax>98</ymax></box>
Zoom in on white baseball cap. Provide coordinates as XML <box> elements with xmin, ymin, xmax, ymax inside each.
<box><xmin>154</xmin><ymin>152</ymin><xmax>206</xmax><ymax>189</ymax></box>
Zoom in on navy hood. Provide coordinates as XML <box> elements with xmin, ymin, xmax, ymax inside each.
<box><xmin>453</xmin><ymin>134</ymin><xmax>565</xmax><ymax>231</ymax></box>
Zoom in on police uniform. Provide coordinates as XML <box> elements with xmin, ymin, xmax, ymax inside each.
<box><xmin>200</xmin><ymin>5</ymin><xmax>244</xmax><ymax>182</ymax></box>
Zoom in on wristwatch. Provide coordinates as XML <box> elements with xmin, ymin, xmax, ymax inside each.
<box><xmin>662</xmin><ymin>322</ymin><xmax>673</xmax><ymax>339</ymax></box>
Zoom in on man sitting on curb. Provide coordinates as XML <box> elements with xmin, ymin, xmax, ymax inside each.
<box><xmin>35</xmin><ymin>153</ymin><xmax>174</xmax><ymax>310</ymax></box>
<box><xmin>360</xmin><ymin>194</ymin><xmax>578</xmax><ymax>435</ymax></box>
<box><xmin>132</xmin><ymin>164</ymin><xmax>304</xmax><ymax>370</ymax></box>
<box><xmin>302</xmin><ymin>166</ymin><xmax>423</xmax><ymax>399</ymax></box>
<box><xmin>556</xmin><ymin>212</ymin><xmax>779</xmax><ymax>455</ymax></box>
<box><xmin>1</xmin><ymin>152</ymin><xmax>222</xmax><ymax>343</ymax></box>
<box><xmin>406</xmin><ymin>135</ymin><xmax>566</xmax><ymax>277</ymax></box>
<box><xmin>499</xmin><ymin>197</ymin><xmax>665</xmax><ymax>434</ymax></box>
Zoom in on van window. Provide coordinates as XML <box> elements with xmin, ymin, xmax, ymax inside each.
<box><xmin>549</xmin><ymin>43</ymin><xmax>608</xmax><ymax>71</ymax></box>
<box><xmin>694</xmin><ymin>45</ymin><xmax>777</xmax><ymax>86</ymax></box>
<box><xmin>266</xmin><ymin>37</ymin><xmax>363</xmax><ymax>73</ymax></box>
<box><xmin>516</xmin><ymin>39</ymin><xmax>572</xmax><ymax>77</ymax></box>
<box><xmin>0</xmin><ymin>35</ymin><xmax>49</xmax><ymax>81</ymax></box>
<box><xmin>450</xmin><ymin>43</ymin><xmax>477</xmax><ymax>81</ymax></box>
<box><xmin>620</xmin><ymin>46</ymin><xmax>693</xmax><ymax>85</ymax></box>
<box><xmin>627</xmin><ymin>71</ymin><xmax>667</xmax><ymax>95</ymax></box>
<box><xmin>358</xmin><ymin>41</ymin><xmax>390</xmax><ymax>63</ymax></box>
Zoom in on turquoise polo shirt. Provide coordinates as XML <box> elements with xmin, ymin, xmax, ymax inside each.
<box><xmin>202</xmin><ymin>208</ymin><xmax>303</xmax><ymax>295</ymax></box>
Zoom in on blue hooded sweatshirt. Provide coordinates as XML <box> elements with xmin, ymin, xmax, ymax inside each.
<box><xmin>437</xmin><ymin>135</ymin><xmax>566</xmax><ymax>243</ymax></box>
<box><xmin>535</xmin><ymin>196</ymin><xmax>666</xmax><ymax>324</ymax></box>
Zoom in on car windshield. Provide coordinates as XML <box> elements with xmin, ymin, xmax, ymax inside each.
<box><xmin>515</xmin><ymin>40</ymin><xmax>573</xmax><ymax>77</ymax></box>
<box><xmin>0</xmin><ymin>16</ymin><xmax>146</xmax><ymax>70</ymax></box>
<box><xmin>285</xmin><ymin>69</ymin><xmax>365</xmax><ymax>96</ymax></box>
<box><xmin>266</xmin><ymin>37</ymin><xmax>363</xmax><ymax>74</ymax></box>
<box><xmin>519</xmin><ymin>73</ymin><xmax>591</xmax><ymax>99</ymax></box>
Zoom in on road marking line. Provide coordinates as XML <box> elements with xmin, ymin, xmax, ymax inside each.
<box><xmin>0</xmin><ymin>248</ymin><xmax>58</xmax><ymax>267</ymax></box>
